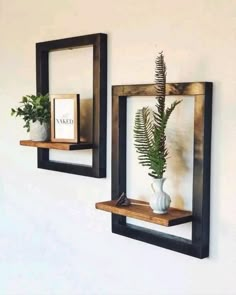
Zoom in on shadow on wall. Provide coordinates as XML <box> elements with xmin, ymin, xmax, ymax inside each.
<box><xmin>167</xmin><ymin>129</ymin><xmax>192</xmax><ymax>209</ymax></box>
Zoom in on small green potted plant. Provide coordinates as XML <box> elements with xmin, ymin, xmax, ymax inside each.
<box><xmin>11</xmin><ymin>94</ymin><xmax>50</xmax><ymax>141</ymax></box>
<box><xmin>134</xmin><ymin>52</ymin><xmax>181</xmax><ymax>214</ymax></box>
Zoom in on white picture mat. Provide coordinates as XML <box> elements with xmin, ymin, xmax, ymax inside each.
<box><xmin>54</xmin><ymin>99</ymin><xmax>75</xmax><ymax>139</ymax></box>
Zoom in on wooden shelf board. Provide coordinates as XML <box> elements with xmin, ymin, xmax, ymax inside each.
<box><xmin>96</xmin><ymin>199</ymin><xmax>192</xmax><ymax>227</ymax></box>
<box><xmin>20</xmin><ymin>140</ymin><xmax>93</xmax><ymax>151</ymax></box>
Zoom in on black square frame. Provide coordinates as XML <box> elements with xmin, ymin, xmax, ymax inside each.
<box><xmin>36</xmin><ymin>33</ymin><xmax>107</xmax><ymax>178</ymax></box>
<box><xmin>112</xmin><ymin>82</ymin><xmax>212</xmax><ymax>258</ymax></box>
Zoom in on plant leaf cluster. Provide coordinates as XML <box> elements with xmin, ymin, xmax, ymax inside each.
<box><xmin>11</xmin><ymin>94</ymin><xmax>50</xmax><ymax>132</ymax></box>
<box><xmin>134</xmin><ymin>52</ymin><xmax>181</xmax><ymax>179</ymax></box>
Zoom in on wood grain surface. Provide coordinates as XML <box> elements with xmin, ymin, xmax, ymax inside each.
<box><xmin>96</xmin><ymin>199</ymin><xmax>192</xmax><ymax>227</ymax></box>
<box><xmin>20</xmin><ymin>140</ymin><xmax>93</xmax><ymax>150</ymax></box>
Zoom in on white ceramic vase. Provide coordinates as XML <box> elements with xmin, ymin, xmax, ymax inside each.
<box><xmin>30</xmin><ymin>121</ymin><xmax>49</xmax><ymax>141</ymax></box>
<box><xmin>150</xmin><ymin>178</ymin><xmax>171</xmax><ymax>214</ymax></box>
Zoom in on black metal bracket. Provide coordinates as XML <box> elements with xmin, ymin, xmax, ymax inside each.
<box><xmin>112</xmin><ymin>82</ymin><xmax>212</xmax><ymax>258</ymax></box>
<box><xmin>36</xmin><ymin>33</ymin><xmax>107</xmax><ymax>178</ymax></box>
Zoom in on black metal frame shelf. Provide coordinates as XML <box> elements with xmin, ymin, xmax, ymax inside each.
<box><xmin>36</xmin><ymin>33</ymin><xmax>107</xmax><ymax>178</ymax></box>
<box><xmin>110</xmin><ymin>82</ymin><xmax>212</xmax><ymax>258</ymax></box>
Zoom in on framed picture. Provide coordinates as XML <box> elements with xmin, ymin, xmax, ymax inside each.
<box><xmin>50</xmin><ymin>94</ymin><xmax>80</xmax><ymax>143</ymax></box>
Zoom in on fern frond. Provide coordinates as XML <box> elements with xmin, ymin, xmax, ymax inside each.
<box><xmin>134</xmin><ymin>107</ymin><xmax>153</xmax><ymax>168</ymax></box>
<box><xmin>164</xmin><ymin>100</ymin><xmax>182</xmax><ymax>125</ymax></box>
<box><xmin>154</xmin><ymin>51</ymin><xmax>166</xmax><ymax>128</ymax></box>
<box><xmin>133</xmin><ymin>52</ymin><xmax>181</xmax><ymax>179</ymax></box>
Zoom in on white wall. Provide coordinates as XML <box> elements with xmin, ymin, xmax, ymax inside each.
<box><xmin>0</xmin><ymin>0</ymin><xmax>236</xmax><ymax>294</ymax></box>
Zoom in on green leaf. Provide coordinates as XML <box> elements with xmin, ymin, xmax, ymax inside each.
<box><xmin>22</xmin><ymin>96</ymin><xmax>28</xmax><ymax>103</ymax></box>
<box><xmin>11</xmin><ymin>108</ymin><xmax>16</xmax><ymax>116</ymax></box>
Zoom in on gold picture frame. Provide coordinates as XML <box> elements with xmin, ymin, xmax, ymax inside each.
<box><xmin>50</xmin><ymin>94</ymin><xmax>80</xmax><ymax>143</ymax></box>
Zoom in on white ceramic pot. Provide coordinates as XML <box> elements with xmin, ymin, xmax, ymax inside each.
<box><xmin>150</xmin><ymin>178</ymin><xmax>171</xmax><ymax>214</ymax></box>
<box><xmin>30</xmin><ymin>121</ymin><xmax>49</xmax><ymax>141</ymax></box>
